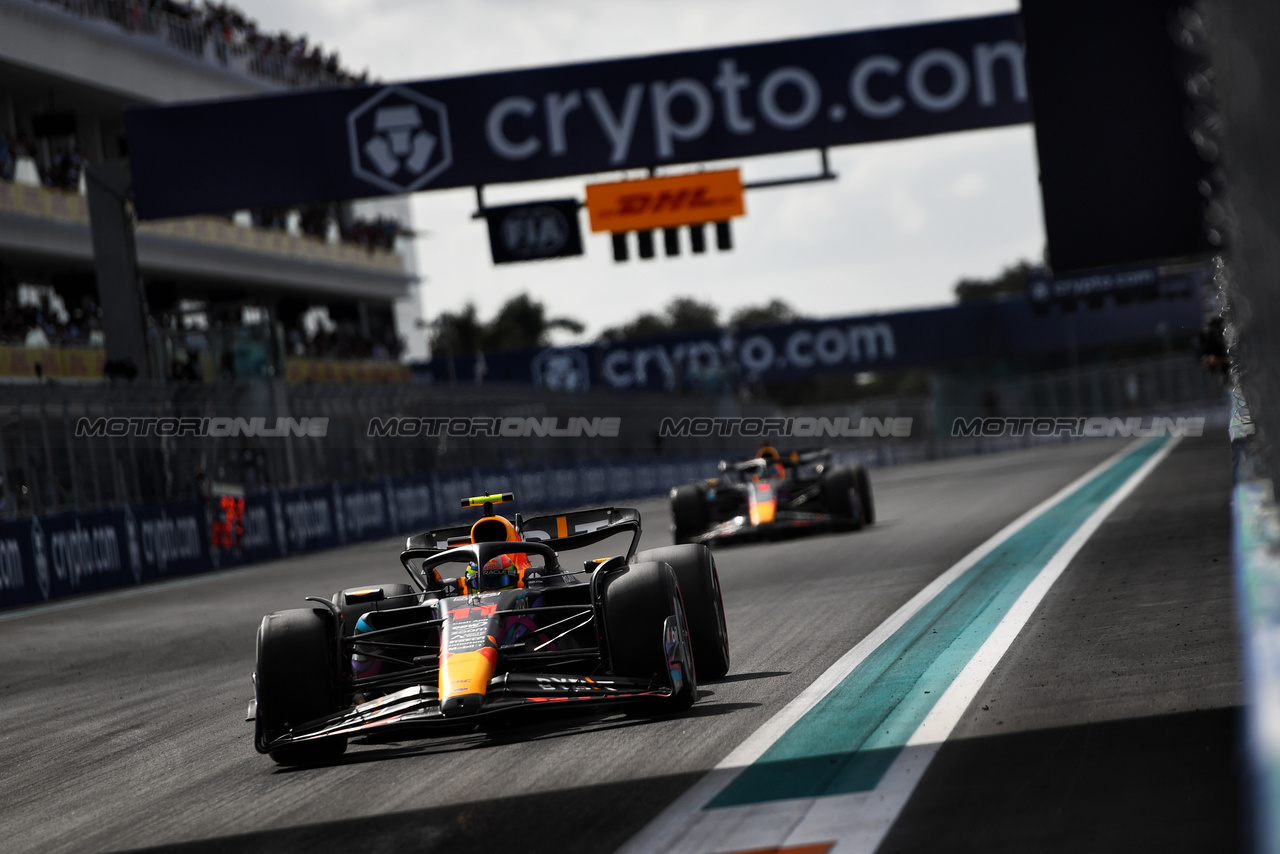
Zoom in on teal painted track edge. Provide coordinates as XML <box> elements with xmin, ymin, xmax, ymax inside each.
<box><xmin>709</xmin><ymin>436</ymin><xmax>1169</xmax><ymax>809</ymax></box>
<box><xmin>1231</xmin><ymin>402</ymin><xmax>1280</xmax><ymax>854</ymax></box>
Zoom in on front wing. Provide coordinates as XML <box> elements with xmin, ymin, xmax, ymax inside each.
<box><xmin>254</xmin><ymin>616</ymin><xmax>690</xmax><ymax>752</ymax></box>
<box><xmin>690</xmin><ymin>509</ymin><xmax>854</xmax><ymax>544</ymax></box>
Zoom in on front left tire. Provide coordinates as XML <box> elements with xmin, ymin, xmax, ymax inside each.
<box><xmin>633</xmin><ymin>544</ymin><xmax>730</xmax><ymax>680</ymax></box>
<box><xmin>600</xmin><ymin>561</ymin><xmax>697</xmax><ymax>714</ymax></box>
<box><xmin>671</xmin><ymin>484</ymin><xmax>710</xmax><ymax>544</ymax></box>
<box><xmin>255</xmin><ymin>607</ymin><xmax>348</xmax><ymax>766</ymax></box>
<box><xmin>820</xmin><ymin>465</ymin><xmax>865</xmax><ymax>530</ymax></box>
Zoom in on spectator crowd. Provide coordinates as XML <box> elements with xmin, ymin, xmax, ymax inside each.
<box><xmin>0</xmin><ymin>132</ymin><xmax>407</xmax><ymax>251</ymax></box>
<box><xmin>0</xmin><ymin>291</ymin><xmax>104</xmax><ymax>348</ymax></box>
<box><xmin>38</xmin><ymin>0</ymin><xmax>369</xmax><ymax>88</ymax></box>
<box><xmin>287</xmin><ymin>323</ymin><xmax>402</xmax><ymax>361</ymax></box>
<box><xmin>253</xmin><ymin>204</ymin><xmax>410</xmax><ymax>253</ymax></box>
<box><xmin>0</xmin><ymin>133</ymin><xmax>85</xmax><ymax>191</ymax></box>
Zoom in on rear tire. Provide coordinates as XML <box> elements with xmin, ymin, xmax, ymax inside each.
<box><xmin>854</xmin><ymin>465</ymin><xmax>874</xmax><ymax>526</ymax></box>
<box><xmin>671</xmin><ymin>484</ymin><xmax>710</xmax><ymax>544</ymax></box>
<box><xmin>820</xmin><ymin>466</ymin><xmax>864</xmax><ymax>531</ymax></box>
<box><xmin>633</xmin><ymin>544</ymin><xmax>730</xmax><ymax>680</ymax></box>
<box><xmin>255</xmin><ymin>607</ymin><xmax>348</xmax><ymax>766</ymax></box>
<box><xmin>600</xmin><ymin>561</ymin><xmax>697</xmax><ymax>715</ymax></box>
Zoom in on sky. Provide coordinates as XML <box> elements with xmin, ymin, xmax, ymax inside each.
<box><xmin>244</xmin><ymin>0</ymin><xmax>1044</xmax><ymax>343</ymax></box>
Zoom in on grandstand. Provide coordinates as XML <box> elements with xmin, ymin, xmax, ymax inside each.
<box><xmin>0</xmin><ymin>0</ymin><xmax>424</xmax><ymax>383</ymax></box>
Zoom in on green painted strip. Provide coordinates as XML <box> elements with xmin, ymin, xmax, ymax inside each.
<box><xmin>1231</xmin><ymin>439</ymin><xmax>1280</xmax><ymax>854</ymax></box>
<box><xmin>709</xmin><ymin>438</ymin><xmax>1168</xmax><ymax>808</ymax></box>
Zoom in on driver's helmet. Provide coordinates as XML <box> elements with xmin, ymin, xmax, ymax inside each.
<box><xmin>756</xmin><ymin>446</ymin><xmax>786</xmax><ymax>480</ymax></box>
<box><xmin>461</xmin><ymin>513</ymin><xmax>531</xmax><ymax>593</ymax></box>
<box><xmin>465</xmin><ymin>552</ymin><xmax>522</xmax><ymax>591</ymax></box>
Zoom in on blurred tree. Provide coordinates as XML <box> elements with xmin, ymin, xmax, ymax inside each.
<box><xmin>665</xmin><ymin>297</ymin><xmax>719</xmax><ymax>331</ymax></box>
<box><xmin>599</xmin><ymin>297</ymin><xmax>720</xmax><ymax>341</ymax></box>
<box><xmin>599</xmin><ymin>312</ymin><xmax>667</xmax><ymax>342</ymax></box>
<box><xmin>482</xmin><ymin>293</ymin><xmax>585</xmax><ymax>351</ymax></box>
<box><xmin>431</xmin><ymin>294</ymin><xmax>584</xmax><ymax>355</ymax></box>
<box><xmin>730</xmin><ymin>299</ymin><xmax>800</xmax><ymax>328</ymax></box>
<box><xmin>954</xmin><ymin>260</ymin><xmax>1039</xmax><ymax>303</ymax></box>
<box><xmin>430</xmin><ymin>303</ymin><xmax>483</xmax><ymax>355</ymax></box>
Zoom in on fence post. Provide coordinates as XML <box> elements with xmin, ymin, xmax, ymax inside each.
<box><xmin>85</xmin><ymin>415</ymin><xmax>103</xmax><ymax>511</ymax></box>
<box><xmin>39</xmin><ymin>398</ymin><xmax>59</xmax><ymax>513</ymax></box>
<box><xmin>0</xmin><ymin>428</ymin><xmax>12</xmax><ymax>519</ymax></box>
<box><xmin>126</xmin><ymin>430</ymin><xmax>143</xmax><ymax>505</ymax></box>
<box><xmin>61</xmin><ymin>405</ymin><xmax>81</xmax><ymax>513</ymax></box>
<box><xmin>18</xmin><ymin>429</ymin><xmax>38</xmax><ymax>516</ymax></box>
<box><xmin>272</xmin><ymin>379</ymin><xmax>298</xmax><ymax>488</ymax></box>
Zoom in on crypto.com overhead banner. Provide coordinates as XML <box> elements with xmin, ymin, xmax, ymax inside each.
<box><xmin>125</xmin><ymin>14</ymin><xmax>1026</xmax><ymax>219</ymax></box>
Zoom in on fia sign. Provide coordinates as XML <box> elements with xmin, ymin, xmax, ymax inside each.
<box><xmin>484</xmin><ymin>199</ymin><xmax>583</xmax><ymax>264</ymax></box>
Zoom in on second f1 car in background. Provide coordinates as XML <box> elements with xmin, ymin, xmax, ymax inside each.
<box><xmin>670</xmin><ymin>447</ymin><xmax>874</xmax><ymax>544</ymax></box>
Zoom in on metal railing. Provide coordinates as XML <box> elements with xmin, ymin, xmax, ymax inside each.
<box><xmin>966</xmin><ymin>354</ymin><xmax>1228</xmax><ymax>419</ymax></box>
<box><xmin>32</xmin><ymin>0</ymin><xmax>354</xmax><ymax>89</ymax></box>
<box><xmin>0</xmin><ymin>380</ymin><xmax>781</xmax><ymax>519</ymax></box>
<box><xmin>0</xmin><ymin>352</ymin><xmax>1228</xmax><ymax>521</ymax></box>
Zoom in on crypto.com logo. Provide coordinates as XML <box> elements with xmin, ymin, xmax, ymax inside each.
<box><xmin>532</xmin><ymin>348</ymin><xmax>590</xmax><ymax>392</ymax></box>
<box><xmin>347</xmin><ymin>85</ymin><xmax>453</xmax><ymax>193</ymax></box>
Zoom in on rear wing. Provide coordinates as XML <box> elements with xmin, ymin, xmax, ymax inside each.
<box><xmin>405</xmin><ymin>524</ymin><xmax>473</xmax><ymax>552</ymax></box>
<box><xmin>724</xmin><ymin>448</ymin><xmax>833</xmax><ymax>471</ymax></box>
<box><xmin>519</xmin><ymin>507</ymin><xmax>642</xmax><ymax>561</ymax></box>
<box><xmin>403</xmin><ymin>506</ymin><xmax>643</xmax><ymax>560</ymax></box>
<box><xmin>785</xmin><ymin>448</ymin><xmax>832</xmax><ymax>465</ymax></box>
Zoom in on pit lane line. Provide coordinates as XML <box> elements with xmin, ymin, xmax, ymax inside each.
<box><xmin>618</xmin><ymin>435</ymin><xmax>1180</xmax><ymax>854</ymax></box>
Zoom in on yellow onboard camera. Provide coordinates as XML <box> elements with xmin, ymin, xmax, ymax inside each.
<box><xmin>461</xmin><ymin>492</ymin><xmax>515</xmax><ymax>516</ymax></box>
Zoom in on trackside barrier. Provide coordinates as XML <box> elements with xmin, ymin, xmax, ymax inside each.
<box><xmin>0</xmin><ymin>455</ymin><xmax>725</xmax><ymax>610</ymax></box>
<box><xmin>1230</xmin><ymin>386</ymin><xmax>1280</xmax><ymax>854</ymax></box>
<box><xmin>0</xmin><ymin>410</ymin><xmax>1230</xmax><ymax>611</ymax></box>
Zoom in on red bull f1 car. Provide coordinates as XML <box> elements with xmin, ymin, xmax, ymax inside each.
<box><xmin>670</xmin><ymin>447</ymin><xmax>874</xmax><ymax>545</ymax></box>
<box><xmin>248</xmin><ymin>493</ymin><xmax>730</xmax><ymax>766</ymax></box>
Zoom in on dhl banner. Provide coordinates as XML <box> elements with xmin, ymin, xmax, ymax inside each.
<box><xmin>285</xmin><ymin>358</ymin><xmax>411</xmax><ymax>384</ymax></box>
<box><xmin>0</xmin><ymin>347</ymin><xmax>105</xmax><ymax>380</ymax></box>
<box><xmin>585</xmin><ymin>170</ymin><xmax>745</xmax><ymax>233</ymax></box>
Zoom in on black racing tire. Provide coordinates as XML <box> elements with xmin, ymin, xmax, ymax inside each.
<box><xmin>332</xmin><ymin>583</ymin><xmax>418</xmax><ymax>637</ymax></box>
<box><xmin>671</xmin><ymin>483</ymin><xmax>710</xmax><ymax>544</ymax></box>
<box><xmin>600</xmin><ymin>561</ymin><xmax>697</xmax><ymax>715</ymax></box>
<box><xmin>633</xmin><ymin>544</ymin><xmax>730</xmax><ymax>680</ymax></box>
<box><xmin>854</xmin><ymin>465</ymin><xmax>875</xmax><ymax>526</ymax></box>
<box><xmin>255</xmin><ymin>607</ymin><xmax>348</xmax><ymax>766</ymax></box>
<box><xmin>820</xmin><ymin>465</ymin><xmax>864</xmax><ymax>531</ymax></box>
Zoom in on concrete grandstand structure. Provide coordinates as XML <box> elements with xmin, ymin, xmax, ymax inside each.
<box><xmin>0</xmin><ymin>0</ymin><xmax>424</xmax><ymax>383</ymax></box>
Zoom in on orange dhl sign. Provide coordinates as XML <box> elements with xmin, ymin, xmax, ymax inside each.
<box><xmin>585</xmin><ymin>169</ymin><xmax>745</xmax><ymax>233</ymax></box>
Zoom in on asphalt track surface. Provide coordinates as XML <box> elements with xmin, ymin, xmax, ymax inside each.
<box><xmin>0</xmin><ymin>436</ymin><xmax>1242</xmax><ymax>853</ymax></box>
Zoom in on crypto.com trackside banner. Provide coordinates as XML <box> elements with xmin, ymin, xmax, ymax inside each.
<box><xmin>0</xmin><ymin>457</ymin><xmax>720</xmax><ymax>610</ymax></box>
<box><xmin>125</xmin><ymin>14</ymin><xmax>1026</xmax><ymax>218</ymax></box>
